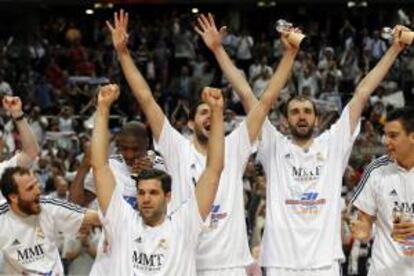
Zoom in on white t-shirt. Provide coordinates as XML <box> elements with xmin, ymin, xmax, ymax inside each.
<box><xmin>353</xmin><ymin>156</ymin><xmax>414</xmax><ymax>276</ymax></box>
<box><xmin>0</xmin><ymin>155</ymin><xmax>18</xmax><ymax>203</ymax></box>
<box><xmin>154</xmin><ymin>119</ymin><xmax>255</xmax><ymax>270</ymax></box>
<box><xmin>90</xmin><ymin>184</ymin><xmax>202</xmax><ymax>276</ymax></box>
<box><xmin>258</xmin><ymin>105</ymin><xmax>359</xmax><ymax>269</ymax></box>
<box><xmin>0</xmin><ymin>198</ymin><xmax>85</xmax><ymax>275</ymax></box>
<box><xmin>84</xmin><ymin>154</ymin><xmax>139</xmax><ymax>209</ymax></box>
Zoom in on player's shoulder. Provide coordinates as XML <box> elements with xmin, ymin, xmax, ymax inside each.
<box><xmin>0</xmin><ymin>201</ymin><xmax>9</xmax><ymax>217</ymax></box>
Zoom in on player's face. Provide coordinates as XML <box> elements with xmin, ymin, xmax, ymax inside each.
<box><xmin>189</xmin><ymin>103</ymin><xmax>211</xmax><ymax>144</ymax></box>
<box><xmin>116</xmin><ymin>136</ymin><xmax>147</xmax><ymax>167</ymax></box>
<box><xmin>384</xmin><ymin>120</ymin><xmax>414</xmax><ymax>165</ymax></box>
<box><xmin>286</xmin><ymin>99</ymin><xmax>317</xmax><ymax>140</ymax></box>
<box><xmin>14</xmin><ymin>173</ymin><xmax>42</xmax><ymax>215</ymax></box>
<box><xmin>137</xmin><ymin>179</ymin><xmax>170</xmax><ymax>226</ymax></box>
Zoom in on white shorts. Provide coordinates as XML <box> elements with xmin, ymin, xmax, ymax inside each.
<box><xmin>197</xmin><ymin>267</ymin><xmax>248</xmax><ymax>276</ymax></box>
<box><xmin>265</xmin><ymin>262</ymin><xmax>340</xmax><ymax>276</ymax></box>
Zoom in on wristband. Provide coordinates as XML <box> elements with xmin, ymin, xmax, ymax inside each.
<box><xmin>13</xmin><ymin>113</ymin><xmax>25</xmax><ymax>122</ymax></box>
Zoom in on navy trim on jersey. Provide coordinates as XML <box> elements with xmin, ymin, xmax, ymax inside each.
<box><xmin>0</xmin><ymin>203</ymin><xmax>9</xmax><ymax>215</ymax></box>
<box><xmin>351</xmin><ymin>156</ymin><xmax>392</xmax><ymax>203</ymax></box>
<box><xmin>40</xmin><ymin>198</ymin><xmax>86</xmax><ymax>214</ymax></box>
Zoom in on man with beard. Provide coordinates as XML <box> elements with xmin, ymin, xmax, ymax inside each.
<box><xmin>0</xmin><ymin>167</ymin><xmax>100</xmax><ymax>275</ymax></box>
<box><xmin>197</xmin><ymin>13</ymin><xmax>408</xmax><ymax>275</ymax></box>
<box><xmin>351</xmin><ymin>107</ymin><xmax>414</xmax><ymax>276</ymax></box>
<box><xmin>106</xmin><ymin>10</ymin><xmax>300</xmax><ymax>275</ymax></box>
<box><xmin>89</xmin><ymin>84</ymin><xmax>224</xmax><ymax>275</ymax></box>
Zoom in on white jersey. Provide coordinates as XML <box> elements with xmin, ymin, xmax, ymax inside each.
<box><xmin>258</xmin><ymin>105</ymin><xmax>359</xmax><ymax>269</ymax></box>
<box><xmin>0</xmin><ymin>198</ymin><xmax>85</xmax><ymax>275</ymax></box>
<box><xmin>90</xmin><ymin>185</ymin><xmax>202</xmax><ymax>276</ymax></box>
<box><xmin>352</xmin><ymin>156</ymin><xmax>414</xmax><ymax>276</ymax></box>
<box><xmin>154</xmin><ymin>119</ymin><xmax>255</xmax><ymax>270</ymax></box>
<box><xmin>85</xmin><ymin>154</ymin><xmax>138</xmax><ymax>209</ymax></box>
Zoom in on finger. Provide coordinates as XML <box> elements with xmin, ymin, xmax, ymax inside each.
<box><xmin>114</xmin><ymin>12</ymin><xmax>119</xmax><ymax>28</ymax></box>
<box><xmin>197</xmin><ymin>17</ymin><xmax>208</xmax><ymax>31</ymax></box>
<box><xmin>208</xmin><ymin>13</ymin><xmax>216</xmax><ymax>29</ymax></box>
<box><xmin>219</xmin><ymin>26</ymin><xmax>228</xmax><ymax>37</ymax></box>
<box><xmin>124</xmin><ymin>12</ymin><xmax>129</xmax><ymax>30</ymax></box>
<box><xmin>106</xmin><ymin>21</ymin><xmax>115</xmax><ymax>32</ymax></box>
<box><xmin>194</xmin><ymin>26</ymin><xmax>203</xmax><ymax>36</ymax></box>
<box><xmin>200</xmin><ymin>14</ymin><xmax>210</xmax><ymax>29</ymax></box>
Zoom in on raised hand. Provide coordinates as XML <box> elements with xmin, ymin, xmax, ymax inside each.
<box><xmin>3</xmin><ymin>96</ymin><xmax>23</xmax><ymax>118</ymax></box>
<box><xmin>392</xmin><ymin>24</ymin><xmax>411</xmax><ymax>52</ymax></box>
<box><xmin>106</xmin><ymin>9</ymin><xmax>129</xmax><ymax>54</ymax></box>
<box><xmin>280</xmin><ymin>27</ymin><xmax>302</xmax><ymax>54</ymax></box>
<box><xmin>98</xmin><ymin>84</ymin><xmax>120</xmax><ymax>109</ymax></box>
<box><xmin>202</xmin><ymin>87</ymin><xmax>223</xmax><ymax>110</ymax></box>
<box><xmin>194</xmin><ymin>13</ymin><xmax>226</xmax><ymax>52</ymax></box>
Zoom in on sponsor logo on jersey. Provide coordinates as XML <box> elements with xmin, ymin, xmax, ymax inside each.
<box><xmin>389</xmin><ymin>189</ymin><xmax>398</xmax><ymax>197</ymax></box>
<box><xmin>132</xmin><ymin>251</ymin><xmax>165</xmax><ymax>272</ymax></box>
<box><xmin>207</xmin><ymin>205</ymin><xmax>227</xmax><ymax>230</ymax></box>
<box><xmin>285</xmin><ymin>192</ymin><xmax>326</xmax><ymax>215</ymax></box>
<box><xmin>16</xmin><ymin>244</ymin><xmax>45</xmax><ymax>265</ymax></box>
<box><xmin>292</xmin><ymin>166</ymin><xmax>322</xmax><ymax>182</ymax></box>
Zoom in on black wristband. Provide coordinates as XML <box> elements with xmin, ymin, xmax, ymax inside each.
<box><xmin>13</xmin><ymin>113</ymin><xmax>25</xmax><ymax>122</ymax></box>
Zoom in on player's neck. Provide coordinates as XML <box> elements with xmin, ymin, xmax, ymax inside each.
<box><xmin>144</xmin><ymin>213</ymin><xmax>166</xmax><ymax>227</ymax></box>
<box><xmin>292</xmin><ymin>137</ymin><xmax>314</xmax><ymax>150</ymax></box>
<box><xmin>192</xmin><ymin>137</ymin><xmax>208</xmax><ymax>156</ymax></box>
<box><xmin>397</xmin><ymin>154</ymin><xmax>414</xmax><ymax>171</ymax></box>
<box><xmin>10</xmin><ymin>204</ymin><xmax>32</xmax><ymax>218</ymax></box>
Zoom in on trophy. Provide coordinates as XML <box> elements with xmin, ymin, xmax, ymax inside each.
<box><xmin>275</xmin><ymin>19</ymin><xmax>306</xmax><ymax>47</ymax></box>
<box><xmin>381</xmin><ymin>26</ymin><xmax>414</xmax><ymax>45</ymax></box>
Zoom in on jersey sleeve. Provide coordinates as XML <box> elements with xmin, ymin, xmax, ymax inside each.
<box><xmin>100</xmin><ymin>185</ymin><xmax>136</xmax><ymax>239</ymax></box>
<box><xmin>170</xmin><ymin>193</ymin><xmax>203</xmax><ymax>248</ymax></box>
<box><xmin>43</xmin><ymin>198</ymin><xmax>86</xmax><ymax>236</ymax></box>
<box><xmin>257</xmin><ymin>118</ymin><xmax>283</xmax><ymax>173</ymax></box>
<box><xmin>225</xmin><ymin>120</ymin><xmax>257</xmax><ymax>172</ymax></box>
<box><xmin>352</xmin><ymin>164</ymin><xmax>380</xmax><ymax>217</ymax></box>
<box><xmin>321</xmin><ymin>105</ymin><xmax>360</xmax><ymax>171</ymax></box>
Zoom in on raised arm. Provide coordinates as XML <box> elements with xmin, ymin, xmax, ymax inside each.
<box><xmin>69</xmin><ymin>146</ymin><xmax>94</xmax><ymax>206</ymax></box>
<box><xmin>245</xmin><ymin>30</ymin><xmax>299</xmax><ymax>142</ymax></box>
<box><xmin>3</xmin><ymin>96</ymin><xmax>40</xmax><ymax>167</ymax></box>
<box><xmin>348</xmin><ymin>25</ymin><xmax>407</xmax><ymax>133</ymax></box>
<box><xmin>195</xmin><ymin>13</ymin><xmax>257</xmax><ymax>112</ymax></box>
<box><xmin>106</xmin><ymin>10</ymin><xmax>165</xmax><ymax>141</ymax></box>
<box><xmin>195</xmin><ymin>87</ymin><xmax>224</xmax><ymax>220</ymax></box>
<box><xmin>90</xmin><ymin>84</ymin><xmax>120</xmax><ymax>214</ymax></box>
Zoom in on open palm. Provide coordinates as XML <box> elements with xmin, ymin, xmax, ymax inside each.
<box><xmin>194</xmin><ymin>13</ymin><xmax>226</xmax><ymax>51</ymax></box>
<box><xmin>106</xmin><ymin>9</ymin><xmax>129</xmax><ymax>53</ymax></box>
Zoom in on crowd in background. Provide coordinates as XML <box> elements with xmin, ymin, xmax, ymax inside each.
<box><xmin>1</xmin><ymin>3</ymin><xmax>414</xmax><ymax>275</ymax></box>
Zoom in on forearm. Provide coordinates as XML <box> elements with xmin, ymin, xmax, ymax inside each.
<box><xmin>205</xmin><ymin>107</ymin><xmax>224</xmax><ymax>174</ymax></box>
<box><xmin>117</xmin><ymin>51</ymin><xmax>155</xmax><ymax>109</ymax></box>
<box><xmin>213</xmin><ymin>46</ymin><xmax>257</xmax><ymax>112</ymax></box>
<box><xmin>15</xmin><ymin>118</ymin><xmax>40</xmax><ymax>161</ymax></box>
<box><xmin>260</xmin><ymin>51</ymin><xmax>296</xmax><ymax>110</ymax></box>
<box><xmin>91</xmin><ymin>107</ymin><xmax>110</xmax><ymax>170</ymax></box>
<box><xmin>353</xmin><ymin>46</ymin><xmax>400</xmax><ymax>103</ymax></box>
<box><xmin>117</xmin><ymin>51</ymin><xmax>165</xmax><ymax>139</ymax></box>
<box><xmin>69</xmin><ymin>164</ymin><xmax>90</xmax><ymax>205</ymax></box>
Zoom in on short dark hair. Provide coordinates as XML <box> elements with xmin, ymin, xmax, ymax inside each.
<box><xmin>283</xmin><ymin>95</ymin><xmax>318</xmax><ymax>117</ymax></box>
<box><xmin>134</xmin><ymin>169</ymin><xmax>171</xmax><ymax>194</ymax></box>
<box><xmin>189</xmin><ymin>101</ymin><xmax>206</xmax><ymax>121</ymax></box>
<box><xmin>386</xmin><ymin>107</ymin><xmax>414</xmax><ymax>134</ymax></box>
<box><xmin>0</xmin><ymin>167</ymin><xmax>31</xmax><ymax>203</ymax></box>
<box><xmin>118</xmin><ymin>121</ymin><xmax>148</xmax><ymax>140</ymax></box>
